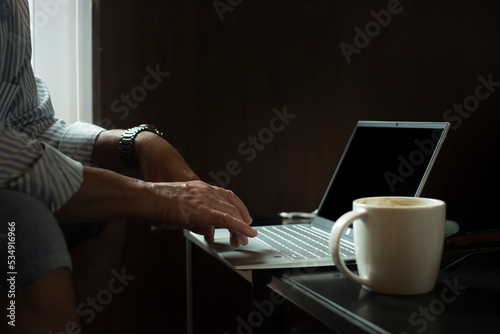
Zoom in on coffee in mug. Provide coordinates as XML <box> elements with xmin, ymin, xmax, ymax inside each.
<box><xmin>329</xmin><ymin>196</ymin><xmax>446</xmax><ymax>295</ymax></box>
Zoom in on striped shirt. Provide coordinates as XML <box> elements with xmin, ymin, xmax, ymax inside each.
<box><xmin>0</xmin><ymin>0</ymin><xmax>104</xmax><ymax>212</ymax></box>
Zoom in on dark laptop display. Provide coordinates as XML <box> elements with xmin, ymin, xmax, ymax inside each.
<box><xmin>314</xmin><ymin>121</ymin><xmax>449</xmax><ymax>232</ymax></box>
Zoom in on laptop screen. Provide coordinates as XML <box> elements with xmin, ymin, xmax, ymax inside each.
<box><xmin>313</xmin><ymin>121</ymin><xmax>449</xmax><ymax>231</ymax></box>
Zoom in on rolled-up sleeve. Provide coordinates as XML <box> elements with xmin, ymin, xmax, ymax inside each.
<box><xmin>36</xmin><ymin>119</ymin><xmax>104</xmax><ymax>167</ymax></box>
<box><xmin>0</xmin><ymin>124</ymin><xmax>85</xmax><ymax>212</ymax></box>
<box><xmin>19</xmin><ymin>76</ymin><xmax>105</xmax><ymax>167</ymax></box>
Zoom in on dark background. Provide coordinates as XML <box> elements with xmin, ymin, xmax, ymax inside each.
<box><xmin>91</xmin><ymin>0</ymin><xmax>500</xmax><ymax>332</ymax></box>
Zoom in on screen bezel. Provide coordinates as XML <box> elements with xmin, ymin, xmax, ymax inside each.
<box><xmin>312</xmin><ymin>121</ymin><xmax>450</xmax><ymax>234</ymax></box>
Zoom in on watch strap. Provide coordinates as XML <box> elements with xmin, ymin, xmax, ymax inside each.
<box><xmin>119</xmin><ymin>124</ymin><xmax>163</xmax><ymax>169</ymax></box>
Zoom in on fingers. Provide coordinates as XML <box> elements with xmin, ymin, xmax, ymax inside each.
<box><xmin>204</xmin><ymin>208</ymin><xmax>257</xmax><ymax>238</ymax></box>
<box><xmin>237</xmin><ymin>233</ymin><xmax>249</xmax><ymax>245</ymax></box>
<box><xmin>189</xmin><ymin>226</ymin><xmax>245</xmax><ymax>247</ymax></box>
<box><xmin>196</xmin><ymin>184</ymin><xmax>252</xmax><ymax>224</ymax></box>
<box><xmin>204</xmin><ymin>226</ymin><xmax>215</xmax><ymax>244</ymax></box>
<box><xmin>230</xmin><ymin>231</ymin><xmax>249</xmax><ymax>247</ymax></box>
<box><xmin>215</xmin><ymin>188</ymin><xmax>253</xmax><ymax>225</ymax></box>
<box><xmin>188</xmin><ymin>226</ymin><xmax>247</xmax><ymax>248</ymax></box>
<box><xmin>230</xmin><ymin>231</ymin><xmax>238</xmax><ymax>247</ymax></box>
<box><xmin>206</xmin><ymin>186</ymin><xmax>254</xmax><ymax>246</ymax></box>
<box><xmin>190</xmin><ymin>183</ymin><xmax>256</xmax><ymax>238</ymax></box>
<box><xmin>151</xmin><ymin>180</ymin><xmax>257</xmax><ymax>242</ymax></box>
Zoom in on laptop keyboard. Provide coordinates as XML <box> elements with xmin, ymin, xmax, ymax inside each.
<box><xmin>255</xmin><ymin>225</ymin><xmax>355</xmax><ymax>261</ymax></box>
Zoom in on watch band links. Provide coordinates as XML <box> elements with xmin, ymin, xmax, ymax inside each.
<box><xmin>119</xmin><ymin>124</ymin><xmax>163</xmax><ymax>169</ymax></box>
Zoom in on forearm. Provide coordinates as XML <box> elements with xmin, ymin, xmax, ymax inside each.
<box><xmin>90</xmin><ymin>129</ymin><xmax>138</xmax><ymax>177</ymax></box>
<box><xmin>91</xmin><ymin>129</ymin><xmax>199</xmax><ymax>182</ymax></box>
<box><xmin>55</xmin><ymin>166</ymin><xmax>150</xmax><ymax>222</ymax></box>
<box><xmin>54</xmin><ymin>166</ymin><xmax>258</xmax><ymax>244</ymax></box>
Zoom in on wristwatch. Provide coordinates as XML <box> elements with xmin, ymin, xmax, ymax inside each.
<box><xmin>119</xmin><ymin>124</ymin><xmax>164</xmax><ymax>169</ymax></box>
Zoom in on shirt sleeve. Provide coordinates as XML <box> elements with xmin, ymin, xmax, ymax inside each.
<box><xmin>0</xmin><ymin>123</ymin><xmax>86</xmax><ymax>212</ymax></box>
<box><xmin>21</xmin><ymin>76</ymin><xmax>105</xmax><ymax>167</ymax></box>
<box><xmin>35</xmin><ymin>118</ymin><xmax>105</xmax><ymax>167</ymax></box>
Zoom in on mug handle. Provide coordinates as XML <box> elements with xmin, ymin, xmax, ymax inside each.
<box><xmin>329</xmin><ymin>209</ymin><xmax>372</xmax><ymax>287</ymax></box>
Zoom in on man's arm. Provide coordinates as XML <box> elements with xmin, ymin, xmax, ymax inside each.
<box><xmin>90</xmin><ymin>128</ymin><xmax>256</xmax><ymax>244</ymax></box>
<box><xmin>55</xmin><ymin>166</ymin><xmax>257</xmax><ymax>245</ymax></box>
<box><xmin>91</xmin><ymin>129</ymin><xmax>199</xmax><ymax>182</ymax></box>
<box><xmin>79</xmin><ymin>127</ymin><xmax>253</xmax><ymax>246</ymax></box>
<box><xmin>0</xmin><ymin>124</ymin><xmax>85</xmax><ymax>212</ymax></box>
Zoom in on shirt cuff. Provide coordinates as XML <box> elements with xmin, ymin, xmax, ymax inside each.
<box><xmin>59</xmin><ymin>121</ymin><xmax>105</xmax><ymax>166</ymax></box>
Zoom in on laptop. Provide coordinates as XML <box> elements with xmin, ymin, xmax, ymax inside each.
<box><xmin>187</xmin><ymin>121</ymin><xmax>450</xmax><ymax>270</ymax></box>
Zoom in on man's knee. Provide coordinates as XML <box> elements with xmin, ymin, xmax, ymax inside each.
<box><xmin>0</xmin><ymin>190</ymin><xmax>55</xmax><ymax>225</ymax></box>
<box><xmin>0</xmin><ymin>190</ymin><xmax>72</xmax><ymax>297</ymax></box>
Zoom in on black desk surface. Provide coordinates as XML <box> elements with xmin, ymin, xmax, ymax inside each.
<box><xmin>185</xmin><ymin>227</ymin><xmax>500</xmax><ymax>334</ymax></box>
<box><xmin>270</xmin><ymin>265</ymin><xmax>500</xmax><ymax>334</ymax></box>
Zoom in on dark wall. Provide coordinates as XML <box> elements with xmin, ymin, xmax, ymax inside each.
<box><xmin>93</xmin><ymin>1</ymin><xmax>499</xmax><ymax>333</ymax></box>
<box><xmin>95</xmin><ymin>0</ymin><xmax>500</xmax><ymax>232</ymax></box>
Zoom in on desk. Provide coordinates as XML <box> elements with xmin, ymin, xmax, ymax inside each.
<box><xmin>185</xmin><ymin>230</ymin><xmax>500</xmax><ymax>334</ymax></box>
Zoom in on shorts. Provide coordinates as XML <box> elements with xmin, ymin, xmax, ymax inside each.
<box><xmin>0</xmin><ymin>190</ymin><xmax>109</xmax><ymax>297</ymax></box>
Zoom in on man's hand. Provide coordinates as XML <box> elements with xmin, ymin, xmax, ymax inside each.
<box><xmin>57</xmin><ymin>166</ymin><xmax>256</xmax><ymax>247</ymax></box>
<box><xmin>133</xmin><ymin>131</ymin><xmax>249</xmax><ymax>244</ymax></box>
<box><xmin>133</xmin><ymin>132</ymin><xmax>252</xmax><ymax>245</ymax></box>
<box><xmin>90</xmin><ymin>129</ymin><xmax>253</xmax><ymax>246</ymax></box>
<box><xmin>146</xmin><ymin>180</ymin><xmax>256</xmax><ymax>246</ymax></box>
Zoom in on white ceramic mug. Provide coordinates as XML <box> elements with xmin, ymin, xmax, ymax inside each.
<box><xmin>329</xmin><ymin>197</ymin><xmax>446</xmax><ymax>295</ymax></box>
